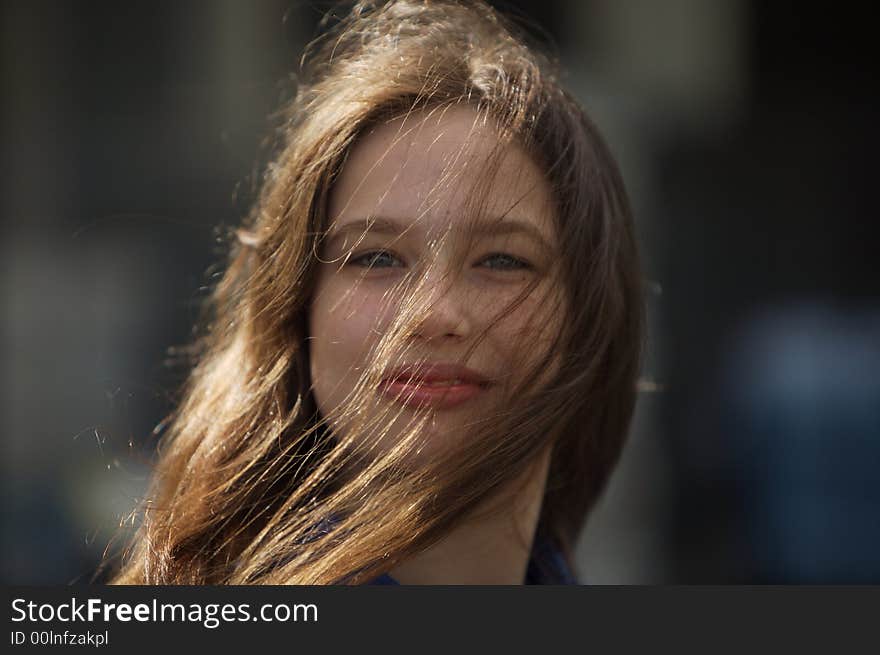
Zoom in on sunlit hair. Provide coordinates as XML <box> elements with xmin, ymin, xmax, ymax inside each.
<box><xmin>110</xmin><ymin>0</ymin><xmax>644</xmax><ymax>584</ymax></box>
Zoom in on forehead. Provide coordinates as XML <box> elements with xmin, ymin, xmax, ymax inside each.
<box><xmin>327</xmin><ymin>105</ymin><xmax>556</xmax><ymax>242</ymax></box>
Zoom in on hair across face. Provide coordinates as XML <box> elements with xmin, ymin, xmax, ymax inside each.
<box><xmin>308</xmin><ymin>105</ymin><xmax>566</xmax><ymax>469</ymax></box>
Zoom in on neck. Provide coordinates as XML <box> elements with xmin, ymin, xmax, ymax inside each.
<box><xmin>387</xmin><ymin>445</ymin><xmax>553</xmax><ymax>585</ymax></box>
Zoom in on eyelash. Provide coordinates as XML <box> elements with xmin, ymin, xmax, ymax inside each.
<box><xmin>349</xmin><ymin>250</ymin><xmax>532</xmax><ymax>272</ymax></box>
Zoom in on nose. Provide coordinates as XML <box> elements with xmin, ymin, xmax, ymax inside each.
<box><xmin>411</xmin><ymin>268</ymin><xmax>473</xmax><ymax>343</ymax></box>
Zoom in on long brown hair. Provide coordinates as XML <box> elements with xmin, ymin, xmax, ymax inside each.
<box><xmin>110</xmin><ymin>0</ymin><xmax>644</xmax><ymax>585</ymax></box>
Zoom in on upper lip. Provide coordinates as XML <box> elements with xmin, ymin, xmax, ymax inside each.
<box><xmin>381</xmin><ymin>362</ymin><xmax>492</xmax><ymax>387</ymax></box>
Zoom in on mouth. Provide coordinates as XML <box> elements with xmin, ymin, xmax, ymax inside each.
<box><xmin>378</xmin><ymin>364</ymin><xmax>491</xmax><ymax>409</ymax></box>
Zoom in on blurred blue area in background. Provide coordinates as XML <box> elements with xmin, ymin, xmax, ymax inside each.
<box><xmin>723</xmin><ymin>305</ymin><xmax>880</xmax><ymax>582</ymax></box>
<box><xmin>2</xmin><ymin>0</ymin><xmax>878</xmax><ymax>583</ymax></box>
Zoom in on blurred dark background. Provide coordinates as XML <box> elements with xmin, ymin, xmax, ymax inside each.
<box><xmin>2</xmin><ymin>0</ymin><xmax>878</xmax><ymax>584</ymax></box>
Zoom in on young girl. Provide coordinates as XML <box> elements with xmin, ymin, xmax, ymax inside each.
<box><xmin>110</xmin><ymin>0</ymin><xmax>644</xmax><ymax>585</ymax></box>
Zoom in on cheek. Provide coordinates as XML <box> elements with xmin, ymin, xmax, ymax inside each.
<box><xmin>308</xmin><ymin>276</ymin><xmax>390</xmax><ymax>410</ymax></box>
<box><xmin>487</xmin><ymin>289</ymin><xmax>564</xmax><ymax>375</ymax></box>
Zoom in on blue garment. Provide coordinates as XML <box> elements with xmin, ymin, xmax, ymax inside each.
<box><xmin>366</xmin><ymin>535</ymin><xmax>579</xmax><ymax>585</ymax></box>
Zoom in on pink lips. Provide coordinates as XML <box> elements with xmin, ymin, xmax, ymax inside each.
<box><xmin>378</xmin><ymin>363</ymin><xmax>490</xmax><ymax>409</ymax></box>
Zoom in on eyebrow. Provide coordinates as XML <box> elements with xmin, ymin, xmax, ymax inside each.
<box><xmin>326</xmin><ymin>216</ymin><xmax>553</xmax><ymax>252</ymax></box>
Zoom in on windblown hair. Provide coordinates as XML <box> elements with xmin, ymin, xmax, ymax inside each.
<box><xmin>110</xmin><ymin>0</ymin><xmax>644</xmax><ymax>584</ymax></box>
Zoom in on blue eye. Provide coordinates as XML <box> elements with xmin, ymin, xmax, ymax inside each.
<box><xmin>481</xmin><ymin>253</ymin><xmax>531</xmax><ymax>271</ymax></box>
<box><xmin>350</xmin><ymin>250</ymin><xmax>531</xmax><ymax>272</ymax></box>
<box><xmin>350</xmin><ymin>250</ymin><xmax>403</xmax><ymax>269</ymax></box>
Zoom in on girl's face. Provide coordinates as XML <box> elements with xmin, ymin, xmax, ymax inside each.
<box><xmin>308</xmin><ymin>105</ymin><xmax>564</xmax><ymax>463</ymax></box>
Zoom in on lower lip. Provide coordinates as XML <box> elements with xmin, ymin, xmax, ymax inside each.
<box><xmin>378</xmin><ymin>379</ymin><xmax>487</xmax><ymax>409</ymax></box>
